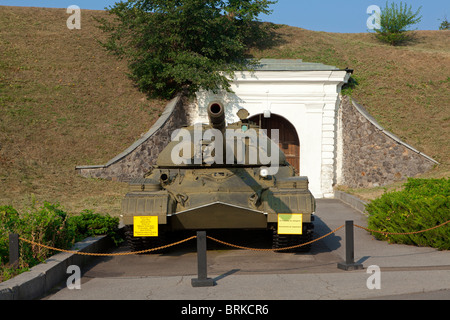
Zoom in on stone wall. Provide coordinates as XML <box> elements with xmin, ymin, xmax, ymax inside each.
<box><xmin>75</xmin><ymin>92</ymin><xmax>438</xmax><ymax>190</ymax></box>
<box><xmin>338</xmin><ymin>95</ymin><xmax>438</xmax><ymax>188</ymax></box>
<box><xmin>75</xmin><ymin>93</ymin><xmax>190</xmax><ymax>181</ymax></box>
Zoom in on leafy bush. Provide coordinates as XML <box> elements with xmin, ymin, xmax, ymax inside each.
<box><xmin>439</xmin><ymin>16</ymin><xmax>449</xmax><ymax>30</ymax></box>
<box><xmin>19</xmin><ymin>202</ymin><xmax>76</xmax><ymax>265</ymax></box>
<box><xmin>68</xmin><ymin>209</ymin><xmax>122</xmax><ymax>245</ymax></box>
<box><xmin>0</xmin><ymin>206</ymin><xmax>20</xmax><ymax>265</ymax></box>
<box><xmin>374</xmin><ymin>1</ymin><xmax>422</xmax><ymax>46</ymax></box>
<box><xmin>366</xmin><ymin>178</ymin><xmax>450</xmax><ymax>250</ymax></box>
<box><xmin>0</xmin><ymin>202</ymin><xmax>120</xmax><ymax>281</ymax></box>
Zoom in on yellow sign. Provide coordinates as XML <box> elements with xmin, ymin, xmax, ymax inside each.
<box><xmin>277</xmin><ymin>214</ymin><xmax>303</xmax><ymax>235</ymax></box>
<box><xmin>133</xmin><ymin>216</ymin><xmax>158</xmax><ymax>237</ymax></box>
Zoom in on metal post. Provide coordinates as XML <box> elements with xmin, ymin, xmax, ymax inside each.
<box><xmin>191</xmin><ymin>231</ymin><xmax>215</xmax><ymax>287</ymax></box>
<box><xmin>9</xmin><ymin>233</ymin><xmax>19</xmax><ymax>269</ymax></box>
<box><xmin>337</xmin><ymin>221</ymin><xmax>363</xmax><ymax>271</ymax></box>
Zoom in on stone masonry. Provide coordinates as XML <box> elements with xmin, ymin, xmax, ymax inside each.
<box><xmin>338</xmin><ymin>96</ymin><xmax>438</xmax><ymax>188</ymax></box>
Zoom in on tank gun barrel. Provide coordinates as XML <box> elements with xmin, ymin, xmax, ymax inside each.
<box><xmin>207</xmin><ymin>102</ymin><xmax>226</xmax><ymax>134</ymax></box>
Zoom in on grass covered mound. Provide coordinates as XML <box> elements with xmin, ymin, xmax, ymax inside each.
<box><xmin>0</xmin><ymin>7</ymin><xmax>448</xmax><ymax>215</ymax></box>
<box><xmin>366</xmin><ymin>178</ymin><xmax>450</xmax><ymax>250</ymax></box>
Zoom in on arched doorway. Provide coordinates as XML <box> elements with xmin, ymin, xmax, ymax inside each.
<box><xmin>249</xmin><ymin>113</ymin><xmax>300</xmax><ymax>174</ymax></box>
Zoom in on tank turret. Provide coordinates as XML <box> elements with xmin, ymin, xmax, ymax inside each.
<box><xmin>121</xmin><ymin>102</ymin><xmax>315</xmax><ymax>253</ymax></box>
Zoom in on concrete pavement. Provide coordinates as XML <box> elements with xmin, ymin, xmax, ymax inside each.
<box><xmin>44</xmin><ymin>270</ymin><xmax>450</xmax><ymax>300</ymax></box>
<box><xmin>43</xmin><ymin>199</ymin><xmax>450</xmax><ymax>300</ymax></box>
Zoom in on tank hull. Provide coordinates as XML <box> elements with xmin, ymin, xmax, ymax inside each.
<box><xmin>121</xmin><ymin>104</ymin><xmax>316</xmax><ymax>252</ymax></box>
<box><xmin>121</xmin><ymin>167</ymin><xmax>315</xmax><ymax>229</ymax></box>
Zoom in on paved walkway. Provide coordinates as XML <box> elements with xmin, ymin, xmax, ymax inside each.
<box><xmin>44</xmin><ymin>199</ymin><xmax>450</xmax><ymax>300</ymax></box>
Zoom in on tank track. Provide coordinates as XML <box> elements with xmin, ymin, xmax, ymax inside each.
<box><xmin>125</xmin><ymin>225</ymin><xmax>168</xmax><ymax>254</ymax></box>
<box><xmin>272</xmin><ymin>224</ymin><xmax>314</xmax><ymax>253</ymax></box>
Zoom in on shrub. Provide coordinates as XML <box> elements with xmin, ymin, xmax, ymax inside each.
<box><xmin>366</xmin><ymin>178</ymin><xmax>450</xmax><ymax>250</ymax></box>
<box><xmin>18</xmin><ymin>202</ymin><xmax>76</xmax><ymax>265</ymax></box>
<box><xmin>439</xmin><ymin>16</ymin><xmax>450</xmax><ymax>30</ymax></box>
<box><xmin>374</xmin><ymin>1</ymin><xmax>422</xmax><ymax>46</ymax></box>
<box><xmin>68</xmin><ymin>209</ymin><xmax>122</xmax><ymax>245</ymax></box>
<box><xmin>0</xmin><ymin>206</ymin><xmax>20</xmax><ymax>265</ymax></box>
<box><xmin>0</xmin><ymin>203</ymin><xmax>121</xmax><ymax>282</ymax></box>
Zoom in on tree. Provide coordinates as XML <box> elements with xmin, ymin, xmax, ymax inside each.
<box><xmin>374</xmin><ymin>1</ymin><xmax>422</xmax><ymax>46</ymax></box>
<box><xmin>96</xmin><ymin>0</ymin><xmax>277</xmax><ymax>99</ymax></box>
<box><xmin>439</xmin><ymin>16</ymin><xmax>450</xmax><ymax>30</ymax></box>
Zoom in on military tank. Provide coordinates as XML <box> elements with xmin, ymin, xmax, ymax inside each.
<box><xmin>121</xmin><ymin>102</ymin><xmax>315</xmax><ymax>252</ymax></box>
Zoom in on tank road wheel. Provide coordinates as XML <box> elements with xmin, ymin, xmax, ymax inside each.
<box><xmin>272</xmin><ymin>224</ymin><xmax>314</xmax><ymax>253</ymax></box>
<box><xmin>125</xmin><ymin>225</ymin><xmax>168</xmax><ymax>254</ymax></box>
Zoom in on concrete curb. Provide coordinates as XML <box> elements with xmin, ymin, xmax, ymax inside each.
<box><xmin>334</xmin><ymin>190</ymin><xmax>368</xmax><ymax>215</ymax></box>
<box><xmin>0</xmin><ymin>235</ymin><xmax>113</xmax><ymax>300</ymax></box>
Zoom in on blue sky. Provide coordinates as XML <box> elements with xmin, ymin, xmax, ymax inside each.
<box><xmin>1</xmin><ymin>0</ymin><xmax>448</xmax><ymax>33</ymax></box>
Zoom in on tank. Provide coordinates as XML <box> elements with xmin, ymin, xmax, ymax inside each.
<box><xmin>121</xmin><ymin>102</ymin><xmax>315</xmax><ymax>252</ymax></box>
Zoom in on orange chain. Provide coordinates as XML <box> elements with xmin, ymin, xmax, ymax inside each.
<box><xmin>18</xmin><ymin>235</ymin><xmax>197</xmax><ymax>256</ymax></box>
<box><xmin>354</xmin><ymin>220</ymin><xmax>450</xmax><ymax>235</ymax></box>
<box><xmin>207</xmin><ymin>224</ymin><xmax>345</xmax><ymax>252</ymax></box>
<box><xmin>17</xmin><ymin>219</ymin><xmax>450</xmax><ymax>256</ymax></box>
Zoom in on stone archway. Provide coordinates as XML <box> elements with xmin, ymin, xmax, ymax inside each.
<box><xmin>249</xmin><ymin>113</ymin><xmax>300</xmax><ymax>175</ymax></box>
